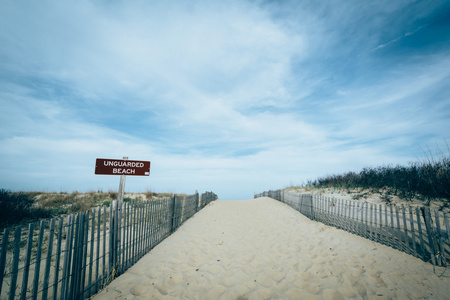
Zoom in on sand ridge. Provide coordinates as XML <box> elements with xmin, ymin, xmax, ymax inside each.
<box><xmin>93</xmin><ymin>198</ymin><xmax>450</xmax><ymax>299</ymax></box>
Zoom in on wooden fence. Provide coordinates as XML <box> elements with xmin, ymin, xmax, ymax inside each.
<box><xmin>0</xmin><ymin>191</ymin><xmax>218</xmax><ymax>300</ymax></box>
<box><xmin>255</xmin><ymin>190</ymin><xmax>449</xmax><ymax>267</ymax></box>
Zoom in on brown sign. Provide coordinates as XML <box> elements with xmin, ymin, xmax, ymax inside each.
<box><xmin>95</xmin><ymin>158</ymin><xmax>151</xmax><ymax>176</ymax></box>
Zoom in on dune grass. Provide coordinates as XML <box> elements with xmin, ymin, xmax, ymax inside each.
<box><xmin>0</xmin><ymin>189</ymin><xmax>174</xmax><ymax>229</ymax></box>
<box><xmin>298</xmin><ymin>149</ymin><xmax>450</xmax><ymax>207</ymax></box>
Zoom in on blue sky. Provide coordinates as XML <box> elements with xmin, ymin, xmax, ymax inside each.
<box><xmin>1</xmin><ymin>0</ymin><xmax>449</xmax><ymax>200</ymax></box>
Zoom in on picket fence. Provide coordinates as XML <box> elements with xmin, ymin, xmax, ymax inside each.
<box><xmin>255</xmin><ymin>190</ymin><xmax>449</xmax><ymax>267</ymax></box>
<box><xmin>0</xmin><ymin>191</ymin><xmax>218</xmax><ymax>300</ymax></box>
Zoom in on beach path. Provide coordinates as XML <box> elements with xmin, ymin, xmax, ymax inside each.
<box><xmin>93</xmin><ymin>198</ymin><xmax>450</xmax><ymax>300</ymax></box>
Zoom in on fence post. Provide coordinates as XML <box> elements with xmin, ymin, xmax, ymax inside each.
<box><xmin>434</xmin><ymin>209</ymin><xmax>446</xmax><ymax>266</ymax></box>
<box><xmin>421</xmin><ymin>207</ymin><xmax>440</xmax><ymax>266</ymax></box>
<box><xmin>31</xmin><ymin>220</ymin><xmax>45</xmax><ymax>300</ymax></box>
<box><xmin>9</xmin><ymin>226</ymin><xmax>22</xmax><ymax>300</ymax></box>
<box><xmin>71</xmin><ymin>212</ymin><xmax>84</xmax><ymax>300</ymax></box>
<box><xmin>195</xmin><ymin>191</ymin><xmax>200</xmax><ymax>213</ymax></box>
<box><xmin>42</xmin><ymin>218</ymin><xmax>56</xmax><ymax>300</ymax></box>
<box><xmin>0</xmin><ymin>227</ymin><xmax>10</xmax><ymax>297</ymax></box>
<box><xmin>109</xmin><ymin>201</ymin><xmax>118</xmax><ymax>280</ymax></box>
<box><xmin>171</xmin><ymin>194</ymin><xmax>177</xmax><ymax>233</ymax></box>
<box><xmin>53</xmin><ymin>217</ymin><xmax>64</xmax><ymax>300</ymax></box>
<box><xmin>20</xmin><ymin>223</ymin><xmax>34</xmax><ymax>300</ymax></box>
<box><xmin>61</xmin><ymin>215</ymin><xmax>74</xmax><ymax>300</ymax></box>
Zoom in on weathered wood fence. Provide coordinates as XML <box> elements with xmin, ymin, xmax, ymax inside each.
<box><xmin>0</xmin><ymin>191</ymin><xmax>218</xmax><ymax>300</ymax></box>
<box><xmin>255</xmin><ymin>190</ymin><xmax>449</xmax><ymax>267</ymax></box>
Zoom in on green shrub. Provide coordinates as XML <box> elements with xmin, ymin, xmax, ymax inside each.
<box><xmin>0</xmin><ymin>189</ymin><xmax>52</xmax><ymax>228</ymax></box>
<box><xmin>108</xmin><ymin>191</ymin><xmax>118</xmax><ymax>199</ymax></box>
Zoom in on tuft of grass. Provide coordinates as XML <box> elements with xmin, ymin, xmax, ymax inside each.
<box><xmin>108</xmin><ymin>190</ymin><xmax>118</xmax><ymax>200</ymax></box>
<box><xmin>145</xmin><ymin>190</ymin><xmax>153</xmax><ymax>200</ymax></box>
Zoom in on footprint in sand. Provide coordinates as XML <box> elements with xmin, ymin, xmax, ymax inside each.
<box><xmin>322</xmin><ymin>288</ymin><xmax>346</xmax><ymax>300</ymax></box>
<box><xmin>207</xmin><ymin>264</ymin><xmax>222</xmax><ymax>275</ymax></box>
<box><xmin>155</xmin><ymin>285</ymin><xmax>168</xmax><ymax>296</ymax></box>
<box><xmin>244</xmin><ymin>254</ymin><xmax>255</xmax><ymax>263</ymax></box>
<box><xmin>306</xmin><ymin>283</ymin><xmax>321</xmax><ymax>295</ymax></box>
<box><xmin>314</xmin><ymin>257</ymin><xmax>328</xmax><ymax>264</ymax></box>
<box><xmin>354</xmin><ymin>284</ymin><xmax>367</xmax><ymax>298</ymax></box>
<box><xmin>339</xmin><ymin>286</ymin><xmax>357</xmax><ymax>298</ymax></box>
<box><xmin>308</xmin><ymin>253</ymin><xmax>318</xmax><ymax>260</ymax></box>
<box><xmin>130</xmin><ymin>285</ymin><xmax>147</xmax><ymax>296</ymax></box>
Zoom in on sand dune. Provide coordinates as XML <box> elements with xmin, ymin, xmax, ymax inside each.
<box><xmin>92</xmin><ymin>198</ymin><xmax>450</xmax><ymax>299</ymax></box>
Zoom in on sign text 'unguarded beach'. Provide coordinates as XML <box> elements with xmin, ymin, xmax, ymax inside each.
<box><xmin>95</xmin><ymin>158</ymin><xmax>151</xmax><ymax>176</ymax></box>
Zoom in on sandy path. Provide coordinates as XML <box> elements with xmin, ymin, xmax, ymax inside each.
<box><xmin>93</xmin><ymin>198</ymin><xmax>450</xmax><ymax>300</ymax></box>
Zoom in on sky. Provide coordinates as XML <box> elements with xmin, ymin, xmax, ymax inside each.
<box><xmin>1</xmin><ymin>0</ymin><xmax>450</xmax><ymax>200</ymax></box>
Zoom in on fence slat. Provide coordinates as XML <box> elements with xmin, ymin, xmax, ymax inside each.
<box><xmin>388</xmin><ymin>205</ymin><xmax>395</xmax><ymax>249</ymax></box>
<box><xmin>395</xmin><ymin>206</ymin><xmax>402</xmax><ymax>252</ymax></box>
<box><xmin>351</xmin><ymin>201</ymin><xmax>356</xmax><ymax>234</ymax></box>
<box><xmin>131</xmin><ymin>203</ymin><xmax>137</xmax><ymax>265</ymax></box>
<box><xmin>434</xmin><ymin>209</ymin><xmax>446</xmax><ymax>266</ymax></box>
<box><xmin>42</xmin><ymin>218</ymin><xmax>56</xmax><ymax>300</ymax></box>
<box><xmin>422</xmin><ymin>207</ymin><xmax>439</xmax><ymax>265</ymax></box>
<box><xmin>117</xmin><ymin>201</ymin><xmax>122</xmax><ymax>275</ymax></box>
<box><xmin>408</xmin><ymin>207</ymin><xmax>417</xmax><ymax>258</ymax></box>
<box><xmin>371</xmin><ymin>204</ymin><xmax>376</xmax><ymax>241</ymax></box>
<box><xmin>102</xmin><ymin>206</ymin><xmax>106</xmax><ymax>288</ymax></box>
<box><xmin>0</xmin><ymin>227</ymin><xmax>10</xmax><ymax>297</ymax></box>
<box><xmin>125</xmin><ymin>203</ymin><xmax>131</xmax><ymax>270</ymax></box>
<box><xmin>61</xmin><ymin>215</ymin><xmax>73</xmax><ymax>300</ymax></box>
<box><xmin>369</xmin><ymin>204</ymin><xmax>374</xmax><ymax>241</ymax></box>
<box><xmin>88</xmin><ymin>209</ymin><xmax>95</xmax><ymax>298</ymax></box>
<box><xmin>70</xmin><ymin>213</ymin><xmax>81</xmax><ymax>299</ymax></box>
<box><xmin>20</xmin><ymin>223</ymin><xmax>34</xmax><ymax>300</ymax></box>
<box><xmin>31</xmin><ymin>220</ymin><xmax>46</xmax><ymax>300</ymax></box>
<box><xmin>171</xmin><ymin>195</ymin><xmax>176</xmax><ymax>233</ymax></box>
<box><xmin>9</xmin><ymin>226</ymin><xmax>22</xmax><ymax>300</ymax></box>
<box><xmin>364</xmin><ymin>202</ymin><xmax>369</xmax><ymax>239</ymax></box>
<box><xmin>378</xmin><ymin>204</ymin><xmax>387</xmax><ymax>245</ymax></box>
<box><xmin>52</xmin><ymin>217</ymin><xmax>64</xmax><ymax>300</ymax></box>
<box><xmin>444</xmin><ymin>210</ymin><xmax>450</xmax><ymax>243</ymax></box>
<box><xmin>144</xmin><ymin>201</ymin><xmax>151</xmax><ymax>253</ymax></box>
<box><xmin>401</xmin><ymin>206</ymin><xmax>409</xmax><ymax>255</ymax></box>
<box><xmin>95</xmin><ymin>207</ymin><xmax>101</xmax><ymax>293</ymax></box>
<box><xmin>149</xmin><ymin>200</ymin><xmax>157</xmax><ymax>250</ymax></box>
<box><xmin>138</xmin><ymin>201</ymin><xmax>144</xmax><ymax>260</ymax></box>
<box><xmin>73</xmin><ymin>213</ymin><xmax>83</xmax><ymax>299</ymax></box>
<box><xmin>80</xmin><ymin>211</ymin><xmax>89</xmax><ymax>298</ymax></box>
<box><xmin>109</xmin><ymin>204</ymin><xmax>114</xmax><ymax>278</ymax></box>
<box><xmin>415</xmin><ymin>208</ymin><xmax>427</xmax><ymax>262</ymax></box>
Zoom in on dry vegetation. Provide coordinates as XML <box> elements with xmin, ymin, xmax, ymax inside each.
<box><xmin>287</xmin><ymin>148</ymin><xmax>450</xmax><ymax>209</ymax></box>
<box><xmin>0</xmin><ymin>189</ymin><xmax>175</xmax><ymax>229</ymax></box>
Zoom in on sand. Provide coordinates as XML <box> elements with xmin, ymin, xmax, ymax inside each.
<box><xmin>92</xmin><ymin>198</ymin><xmax>450</xmax><ymax>300</ymax></box>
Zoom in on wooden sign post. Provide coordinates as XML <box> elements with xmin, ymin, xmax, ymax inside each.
<box><xmin>117</xmin><ymin>157</ymin><xmax>128</xmax><ymax>203</ymax></box>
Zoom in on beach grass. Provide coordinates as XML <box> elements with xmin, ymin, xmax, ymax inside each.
<box><xmin>0</xmin><ymin>189</ymin><xmax>174</xmax><ymax>229</ymax></box>
<box><xmin>290</xmin><ymin>148</ymin><xmax>450</xmax><ymax>208</ymax></box>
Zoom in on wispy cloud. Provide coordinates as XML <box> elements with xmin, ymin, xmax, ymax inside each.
<box><xmin>369</xmin><ymin>24</ymin><xmax>428</xmax><ymax>53</ymax></box>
